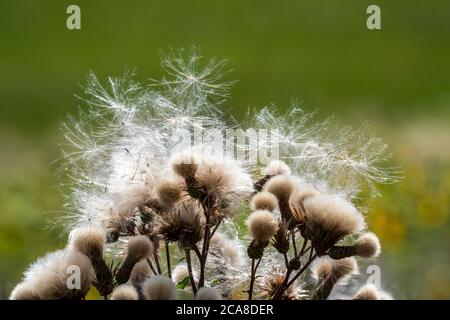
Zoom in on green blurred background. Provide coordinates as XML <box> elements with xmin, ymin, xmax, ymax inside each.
<box><xmin>0</xmin><ymin>0</ymin><xmax>449</xmax><ymax>299</ymax></box>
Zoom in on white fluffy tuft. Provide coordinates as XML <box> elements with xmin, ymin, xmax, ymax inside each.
<box><xmin>303</xmin><ymin>194</ymin><xmax>365</xmax><ymax>235</ymax></box>
<box><xmin>264</xmin><ymin>175</ymin><xmax>296</xmax><ymax>203</ymax></box>
<box><xmin>69</xmin><ymin>227</ymin><xmax>106</xmax><ymax>257</ymax></box>
<box><xmin>251</xmin><ymin>191</ymin><xmax>278</xmax><ymax>212</ymax></box>
<box><xmin>263</xmin><ymin>160</ymin><xmax>291</xmax><ymax>176</ymax></box>
<box><xmin>111</xmin><ymin>284</ymin><xmax>139</xmax><ymax>300</ymax></box>
<box><xmin>246</xmin><ymin>210</ymin><xmax>278</xmax><ymax>242</ymax></box>
<box><xmin>355</xmin><ymin>232</ymin><xmax>381</xmax><ymax>258</ymax></box>
<box><xmin>196</xmin><ymin>287</ymin><xmax>222</xmax><ymax>300</ymax></box>
<box><xmin>143</xmin><ymin>275</ymin><xmax>177</xmax><ymax>300</ymax></box>
<box><xmin>127</xmin><ymin>235</ymin><xmax>153</xmax><ymax>261</ymax></box>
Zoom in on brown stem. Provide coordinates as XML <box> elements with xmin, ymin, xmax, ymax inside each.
<box><xmin>165</xmin><ymin>240</ymin><xmax>172</xmax><ymax>279</ymax></box>
<box><xmin>153</xmin><ymin>251</ymin><xmax>162</xmax><ymax>274</ymax></box>
<box><xmin>291</xmin><ymin>233</ymin><xmax>298</xmax><ymax>257</ymax></box>
<box><xmin>210</xmin><ymin>218</ymin><xmax>222</xmax><ymax>239</ymax></box>
<box><xmin>248</xmin><ymin>258</ymin><xmax>256</xmax><ymax>300</ymax></box>
<box><xmin>198</xmin><ymin>199</ymin><xmax>213</xmax><ymax>288</ymax></box>
<box><xmin>185</xmin><ymin>250</ymin><xmax>197</xmax><ymax>294</ymax></box>
<box><xmin>146</xmin><ymin>258</ymin><xmax>157</xmax><ymax>275</ymax></box>
<box><xmin>297</xmin><ymin>236</ymin><xmax>309</xmax><ymax>260</ymax></box>
<box><xmin>248</xmin><ymin>257</ymin><xmax>262</xmax><ymax>300</ymax></box>
<box><xmin>286</xmin><ymin>252</ymin><xmax>317</xmax><ymax>288</ymax></box>
<box><xmin>271</xmin><ymin>268</ymin><xmax>292</xmax><ymax>300</ymax></box>
<box><xmin>272</xmin><ymin>247</ymin><xmax>317</xmax><ymax>300</ymax></box>
<box><xmin>283</xmin><ymin>253</ymin><xmax>289</xmax><ymax>268</ymax></box>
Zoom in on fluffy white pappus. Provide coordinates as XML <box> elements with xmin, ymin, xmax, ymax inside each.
<box><xmin>196</xmin><ymin>287</ymin><xmax>222</xmax><ymax>300</ymax></box>
<box><xmin>143</xmin><ymin>275</ymin><xmax>177</xmax><ymax>300</ymax></box>
<box><xmin>246</xmin><ymin>210</ymin><xmax>279</xmax><ymax>242</ymax></box>
<box><xmin>130</xmin><ymin>260</ymin><xmax>152</xmax><ymax>284</ymax></box>
<box><xmin>17</xmin><ymin>249</ymin><xmax>93</xmax><ymax>300</ymax></box>
<box><xmin>69</xmin><ymin>226</ymin><xmax>106</xmax><ymax>257</ymax></box>
<box><xmin>352</xmin><ymin>284</ymin><xmax>383</xmax><ymax>300</ymax></box>
<box><xmin>111</xmin><ymin>284</ymin><xmax>139</xmax><ymax>300</ymax></box>
<box><xmin>170</xmin><ymin>150</ymin><xmax>200</xmax><ymax>178</ymax></box>
<box><xmin>303</xmin><ymin>194</ymin><xmax>365</xmax><ymax>235</ymax></box>
<box><xmin>263</xmin><ymin>160</ymin><xmax>291</xmax><ymax>176</ymax></box>
<box><xmin>9</xmin><ymin>282</ymin><xmax>40</xmax><ymax>300</ymax></box>
<box><xmin>379</xmin><ymin>290</ymin><xmax>394</xmax><ymax>300</ymax></box>
<box><xmin>195</xmin><ymin>155</ymin><xmax>253</xmax><ymax>211</ymax></box>
<box><xmin>290</xmin><ymin>186</ymin><xmax>321</xmax><ymax>205</ymax></box>
<box><xmin>172</xmin><ymin>264</ymin><xmax>198</xmax><ymax>285</ymax></box>
<box><xmin>155</xmin><ymin>177</ymin><xmax>184</xmax><ymax>207</ymax></box>
<box><xmin>288</xmin><ymin>185</ymin><xmax>321</xmax><ymax>223</ymax></box>
<box><xmin>109</xmin><ymin>180</ymin><xmax>152</xmax><ymax>218</ymax></box>
<box><xmin>354</xmin><ymin>232</ymin><xmax>381</xmax><ymax>258</ymax></box>
<box><xmin>178</xmin><ymin>200</ymin><xmax>204</xmax><ymax>226</ymax></box>
<box><xmin>311</xmin><ymin>257</ymin><xmax>358</xmax><ymax>284</ymax></box>
<box><xmin>259</xmin><ymin>266</ymin><xmax>307</xmax><ymax>300</ymax></box>
<box><xmin>205</xmin><ymin>228</ymin><xmax>249</xmax><ymax>299</ymax></box>
<box><xmin>252</xmin><ymin>107</ymin><xmax>399</xmax><ymax>202</ymax></box>
<box><xmin>264</xmin><ymin>175</ymin><xmax>296</xmax><ymax>203</ymax></box>
<box><xmin>209</xmin><ymin>232</ymin><xmax>242</xmax><ymax>266</ymax></box>
<box><xmin>251</xmin><ymin>191</ymin><xmax>278</xmax><ymax>212</ymax></box>
<box><xmin>127</xmin><ymin>235</ymin><xmax>154</xmax><ymax>261</ymax></box>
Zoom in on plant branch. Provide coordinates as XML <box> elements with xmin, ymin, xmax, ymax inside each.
<box><xmin>165</xmin><ymin>240</ymin><xmax>171</xmax><ymax>279</ymax></box>
<box><xmin>185</xmin><ymin>250</ymin><xmax>197</xmax><ymax>294</ymax></box>
<box><xmin>248</xmin><ymin>257</ymin><xmax>262</xmax><ymax>300</ymax></box>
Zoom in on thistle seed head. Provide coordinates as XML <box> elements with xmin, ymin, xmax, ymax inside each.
<box><xmin>246</xmin><ymin>210</ymin><xmax>278</xmax><ymax>243</ymax></box>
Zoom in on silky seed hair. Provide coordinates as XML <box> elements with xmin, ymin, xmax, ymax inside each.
<box><xmin>303</xmin><ymin>194</ymin><xmax>365</xmax><ymax>235</ymax></box>
<box><xmin>126</xmin><ymin>235</ymin><xmax>153</xmax><ymax>261</ymax></box>
<box><xmin>264</xmin><ymin>175</ymin><xmax>296</xmax><ymax>203</ymax></box>
<box><xmin>290</xmin><ymin>185</ymin><xmax>321</xmax><ymax>205</ymax></box>
<box><xmin>251</xmin><ymin>191</ymin><xmax>278</xmax><ymax>212</ymax></box>
<box><xmin>195</xmin><ymin>287</ymin><xmax>222</xmax><ymax>300</ymax></box>
<box><xmin>155</xmin><ymin>178</ymin><xmax>184</xmax><ymax>208</ymax></box>
<box><xmin>172</xmin><ymin>263</ymin><xmax>197</xmax><ymax>285</ymax></box>
<box><xmin>111</xmin><ymin>284</ymin><xmax>139</xmax><ymax>300</ymax></box>
<box><xmin>69</xmin><ymin>227</ymin><xmax>106</xmax><ymax>257</ymax></box>
<box><xmin>9</xmin><ymin>282</ymin><xmax>40</xmax><ymax>300</ymax></box>
<box><xmin>354</xmin><ymin>232</ymin><xmax>381</xmax><ymax>258</ymax></box>
<box><xmin>246</xmin><ymin>210</ymin><xmax>279</xmax><ymax>243</ymax></box>
<box><xmin>352</xmin><ymin>284</ymin><xmax>381</xmax><ymax>300</ymax></box>
<box><xmin>288</xmin><ymin>186</ymin><xmax>320</xmax><ymax>223</ymax></box>
<box><xmin>330</xmin><ymin>257</ymin><xmax>358</xmax><ymax>281</ymax></box>
<box><xmin>170</xmin><ymin>150</ymin><xmax>200</xmax><ymax>179</ymax></box>
<box><xmin>14</xmin><ymin>249</ymin><xmax>93</xmax><ymax>300</ymax></box>
<box><xmin>129</xmin><ymin>259</ymin><xmax>152</xmax><ymax>285</ymax></box>
<box><xmin>263</xmin><ymin>160</ymin><xmax>291</xmax><ymax>176</ymax></box>
<box><xmin>195</xmin><ymin>155</ymin><xmax>253</xmax><ymax>209</ymax></box>
<box><xmin>311</xmin><ymin>257</ymin><xmax>357</xmax><ymax>283</ymax></box>
<box><xmin>143</xmin><ymin>275</ymin><xmax>177</xmax><ymax>300</ymax></box>
<box><xmin>311</xmin><ymin>258</ymin><xmax>333</xmax><ymax>281</ymax></box>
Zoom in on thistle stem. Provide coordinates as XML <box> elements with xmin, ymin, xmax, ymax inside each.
<box><xmin>165</xmin><ymin>240</ymin><xmax>172</xmax><ymax>279</ymax></box>
<box><xmin>291</xmin><ymin>233</ymin><xmax>298</xmax><ymax>257</ymax></box>
<box><xmin>198</xmin><ymin>198</ymin><xmax>214</xmax><ymax>288</ymax></box>
<box><xmin>283</xmin><ymin>253</ymin><xmax>289</xmax><ymax>267</ymax></box>
<box><xmin>185</xmin><ymin>250</ymin><xmax>197</xmax><ymax>294</ymax></box>
<box><xmin>272</xmin><ymin>246</ymin><xmax>317</xmax><ymax>300</ymax></box>
<box><xmin>153</xmin><ymin>251</ymin><xmax>162</xmax><ymax>274</ymax></box>
<box><xmin>248</xmin><ymin>257</ymin><xmax>262</xmax><ymax>300</ymax></box>
<box><xmin>146</xmin><ymin>258</ymin><xmax>158</xmax><ymax>275</ymax></box>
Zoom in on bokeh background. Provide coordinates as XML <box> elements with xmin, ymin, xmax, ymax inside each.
<box><xmin>0</xmin><ymin>0</ymin><xmax>449</xmax><ymax>299</ymax></box>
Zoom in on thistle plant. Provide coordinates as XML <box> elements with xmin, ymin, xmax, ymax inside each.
<box><xmin>10</xmin><ymin>49</ymin><xmax>398</xmax><ymax>300</ymax></box>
